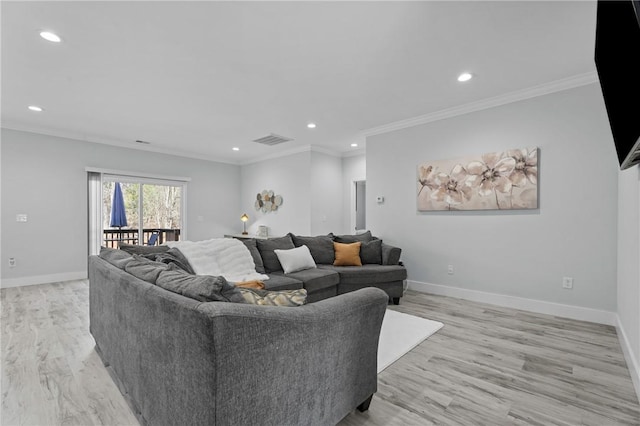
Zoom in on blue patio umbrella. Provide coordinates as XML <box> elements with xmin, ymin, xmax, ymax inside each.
<box><xmin>110</xmin><ymin>182</ymin><xmax>128</xmax><ymax>239</ymax></box>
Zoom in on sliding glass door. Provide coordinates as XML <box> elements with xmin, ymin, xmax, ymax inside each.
<box><xmin>101</xmin><ymin>176</ymin><xmax>184</xmax><ymax>248</ymax></box>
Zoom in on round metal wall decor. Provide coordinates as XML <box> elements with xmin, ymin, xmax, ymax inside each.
<box><xmin>255</xmin><ymin>190</ymin><xmax>283</xmax><ymax>213</ymax></box>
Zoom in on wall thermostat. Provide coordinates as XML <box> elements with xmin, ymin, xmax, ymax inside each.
<box><xmin>376</xmin><ymin>196</ymin><xmax>385</xmax><ymax>204</ymax></box>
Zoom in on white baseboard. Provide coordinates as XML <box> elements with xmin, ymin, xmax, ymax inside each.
<box><xmin>407</xmin><ymin>280</ymin><xmax>618</xmax><ymax>326</ymax></box>
<box><xmin>616</xmin><ymin>315</ymin><xmax>640</xmax><ymax>402</ymax></box>
<box><xmin>0</xmin><ymin>271</ymin><xmax>87</xmax><ymax>289</ymax></box>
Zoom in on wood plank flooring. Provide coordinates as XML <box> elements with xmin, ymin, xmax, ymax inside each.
<box><xmin>1</xmin><ymin>281</ymin><xmax>638</xmax><ymax>425</ymax></box>
<box><xmin>340</xmin><ymin>291</ymin><xmax>640</xmax><ymax>426</ymax></box>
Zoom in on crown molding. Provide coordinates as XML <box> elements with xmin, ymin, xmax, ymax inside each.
<box><xmin>341</xmin><ymin>147</ymin><xmax>366</xmax><ymax>158</ymax></box>
<box><xmin>239</xmin><ymin>145</ymin><xmax>314</xmax><ymax>166</ymax></box>
<box><xmin>240</xmin><ymin>144</ymin><xmax>357</xmax><ymax>165</ymax></box>
<box><xmin>361</xmin><ymin>72</ymin><xmax>599</xmax><ymax>138</ymax></box>
<box><xmin>1</xmin><ymin>122</ymin><xmax>241</xmax><ymax>165</ymax></box>
<box><xmin>4</xmin><ymin>72</ymin><xmax>597</xmax><ymax>165</ymax></box>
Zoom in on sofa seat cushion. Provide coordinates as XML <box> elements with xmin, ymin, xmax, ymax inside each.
<box><xmin>271</xmin><ymin>268</ymin><xmax>339</xmax><ymax>294</ymax></box>
<box><xmin>262</xmin><ymin>274</ymin><xmax>304</xmax><ymax>291</ymax></box>
<box><xmin>318</xmin><ymin>264</ymin><xmax>407</xmax><ymax>285</ymax></box>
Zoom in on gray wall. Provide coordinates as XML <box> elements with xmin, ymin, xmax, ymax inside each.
<box><xmin>310</xmin><ymin>152</ymin><xmax>343</xmax><ymax>235</ymax></box>
<box><xmin>617</xmin><ymin>166</ymin><xmax>640</xmax><ymax>371</ymax></box>
<box><xmin>240</xmin><ymin>151</ymin><xmax>312</xmax><ymax>237</ymax></box>
<box><xmin>367</xmin><ymin>84</ymin><xmax>619</xmax><ymax>311</ymax></box>
<box><xmin>1</xmin><ymin>129</ymin><xmax>241</xmax><ymax>284</ymax></box>
<box><xmin>240</xmin><ymin>150</ymin><xmax>345</xmax><ymax>237</ymax></box>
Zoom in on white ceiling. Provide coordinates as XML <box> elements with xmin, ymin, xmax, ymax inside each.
<box><xmin>1</xmin><ymin>1</ymin><xmax>599</xmax><ymax>164</ymax></box>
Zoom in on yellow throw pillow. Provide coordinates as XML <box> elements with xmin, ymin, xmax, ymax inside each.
<box><xmin>333</xmin><ymin>242</ymin><xmax>362</xmax><ymax>266</ymax></box>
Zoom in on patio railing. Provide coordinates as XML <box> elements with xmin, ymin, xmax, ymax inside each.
<box><xmin>103</xmin><ymin>228</ymin><xmax>181</xmax><ymax>249</ymax></box>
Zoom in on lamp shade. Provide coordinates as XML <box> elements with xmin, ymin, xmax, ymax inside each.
<box><xmin>240</xmin><ymin>213</ymin><xmax>249</xmax><ymax>235</ymax></box>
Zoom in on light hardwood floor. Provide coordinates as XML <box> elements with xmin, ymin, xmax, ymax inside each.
<box><xmin>1</xmin><ymin>281</ymin><xmax>638</xmax><ymax>426</ymax></box>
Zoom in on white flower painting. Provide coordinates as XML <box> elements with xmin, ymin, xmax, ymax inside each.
<box><xmin>417</xmin><ymin>147</ymin><xmax>538</xmax><ymax>211</ymax></box>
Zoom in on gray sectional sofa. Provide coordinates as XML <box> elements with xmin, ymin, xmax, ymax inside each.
<box><xmin>89</xmin><ymin>253</ymin><xmax>389</xmax><ymax>426</ymax></box>
<box><xmin>241</xmin><ymin>231</ymin><xmax>407</xmax><ymax>304</ymax></box>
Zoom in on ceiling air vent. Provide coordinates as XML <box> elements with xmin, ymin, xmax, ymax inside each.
<box><xmin>252</xmin><ymin>133</ymin><xmax>293</xmax><ymax>146</ymax></box>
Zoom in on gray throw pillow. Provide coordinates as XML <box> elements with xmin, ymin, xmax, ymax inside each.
<box><xmin>256</xmin><ymin>235</ymin><xmax>295</xmax><ymax>273</ymax></box>
<box><xmin>99</xmin><ymin>247</ymin><xmax>134</xmax><ymax>269</ymax></box>
<box><xmin>119</xmin><ymin>242</ymin><xmax>169</xmax><ymax>256</ymax></box>
<box><xmin>124</xmin><ymin>255</ymin><xmax>170</xmax><ymax>283</ymax></box>
<box><xmin>360</xmin><ymin>239</ymin><xmax>382</xmax><ymax>264</ymax></box>
<box><xmin>240</xmin><ymin>238</ymin><xmax>266</xmax><ymax>274</ymax></box>
<box><xmin>289</xmin><ymin>233</ymin><xmax>335</xmax><ymax>265</ymax></box>
<box><xmin>333</xmin><ymin>231</ymin><xmax>374</xmax><ymax>244</ymax></box>
<box><xmin>154</xmin><ymin>247</ymin><xmax>195</xmax><ymax>274</ymax></box>
<box><xmin>156</xmin><ymin>267</ymin><xmax>245</xmax><ymax>303</ymax></box>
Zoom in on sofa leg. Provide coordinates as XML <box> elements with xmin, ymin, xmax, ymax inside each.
<box><xmin>357</xmin><ymin>394</ymin><xmax>373</xmax><ymax>412</ymax></box>
<box><xmin>392</xmin><ymin>297</ymin><xmax>400</xmax><ymax>305</ymax></box>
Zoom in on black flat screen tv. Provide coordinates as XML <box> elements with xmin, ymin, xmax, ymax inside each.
<box><xmin>594</xmin><ymin>0</ymin><xmax>640</xmax><ymax>170</ymax></box>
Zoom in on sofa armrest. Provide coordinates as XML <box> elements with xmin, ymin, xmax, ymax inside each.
<box><xmin>381</xmin><ymin>242</ymin><xmax>402</xmax><ymax>265</ymax></box>
<box><xmin>198</xmin><ymin>287</ymin><xmax>388</xmax><ymax>425</ymax></box>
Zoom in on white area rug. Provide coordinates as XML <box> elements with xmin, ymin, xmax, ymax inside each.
<box><xmin>377</xmin><ymin>309</ymin><xmax>444</xmax><ymax>373</ymax></box>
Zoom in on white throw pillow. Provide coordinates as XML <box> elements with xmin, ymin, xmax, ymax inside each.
<box><xmin>274</xmin><ymin>245</ymin><xmax>317</xmax><ymax>274</ymax></box>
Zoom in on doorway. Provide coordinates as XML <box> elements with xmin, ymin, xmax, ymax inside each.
<box><xmin>354</xmin><ymin>180</ymin><xmax>366</xmax><ymax>232</ymax></box>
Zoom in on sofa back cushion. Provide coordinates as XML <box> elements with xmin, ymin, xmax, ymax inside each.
<box><xmin>360</xmin><ymin>239</ymin><xmax>382</xmax><ymax>264</ymax></box>
<box><xmin>240</xmin><ymin>238</ymin><xmax>266</xmax><ymax>274</ymax></box>
<box><xmin>124</xmin><ymin>256</ymin><xmax>170</xmax><ymax>284</ymax></box>
<box><xmin>333</xmin><ymin>231</ymin><xmax>373</xmax><ymax>244</ymax></box>
<box><xmin>119</xmin><ymin>242</ymin><xmax>169</xmax><ymax>256</ymax></box>
<box><xmin>154</xmin><ymin>247</ymin><xmax>195</xmax><ymax>274</ymax></box>
<box><xmin>256</xmin><ymin>235</ymin><xmax>295</xmax><ymax>273</ymax></box>
<box><xmin>289</xmin><ymin>233</ymin><xmax>335</xmax><ymax>264</ymax></box>
<box><xmin>99</xmin><ymin>247</ymin><xmax>134</xmax><ymax>269</ymax></box>
<box><xmin>156</xmin><ymin>267</ymin><xmax>245</xmax><ymax>303</ymax></box>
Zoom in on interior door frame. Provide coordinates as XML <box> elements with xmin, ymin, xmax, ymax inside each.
<box><xmin>350</xmin><ymin>177</ymin><xmax>366</xmax><ymax>233</ymax></box>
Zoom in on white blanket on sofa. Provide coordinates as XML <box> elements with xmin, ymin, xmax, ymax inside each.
<box><xmin>166</xmin><ymin>238</ymin><xmax>269</xmax><ymax>283</ymax></box>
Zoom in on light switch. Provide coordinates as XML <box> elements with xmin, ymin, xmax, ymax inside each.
<box><xmin>16</xmin><ymin>214</ymin><xmax>27</xmax><ymax>222</ymax></box>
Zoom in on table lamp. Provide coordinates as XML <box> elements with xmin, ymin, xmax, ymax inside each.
<box><xmin>240</xmin><ymin>213</ymin><xmax>249</xmax><ymax>235</ymax></box>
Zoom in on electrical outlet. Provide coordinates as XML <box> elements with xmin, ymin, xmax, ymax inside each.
<box><xmin>562</xmin><ymin>277</ymin><xmax>573</xmax><ymax>289</ymax></box>
<box><xmin>447</xmin><ymin>264</ymin><xmax>454</xmax><ymax>275</ymax></box>
<box><xmin>8</xmin><ymin>258</ymin><xmax>16</xmax><ymax>268</ymax></box>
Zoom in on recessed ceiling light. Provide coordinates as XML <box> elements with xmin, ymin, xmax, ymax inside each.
<box><xmin>39</xmin><ymin>31</ymin><xmax>61</xmax><ymax>43</ymax></box>
<box><xmin>457</xmin><ymin>72</ymin><xmax>473</xmax><ymax>82</ymax></box>
<box><xmin>232</xmin><ymin>147</ymin><xmax>240</xmax><ymax>151</ymax></box>
<box><xmin>351</xmin><ymin>143</ymin><xmax>358</xmax><ymax>147</ymax></box>
<box><xmin>307</xmin><ymin>123</ymin><xmax>316</xmax><ymax>129</ymax></box>
<box><xmin>28</xmin><ymin>105</ymin><xmax>44</xmax><ymax>112</ymax></box>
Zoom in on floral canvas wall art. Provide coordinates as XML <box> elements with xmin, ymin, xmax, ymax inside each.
<box><xmin>417</xmin><ymin>147</ymin><xmax>538</xmax><ymax>211</ymax></box>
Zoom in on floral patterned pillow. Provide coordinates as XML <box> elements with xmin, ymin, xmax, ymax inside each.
<box><xmin>239</xmin><ymin>288</ymin><xmax>307</xmax><ymax>306</ymax></box>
